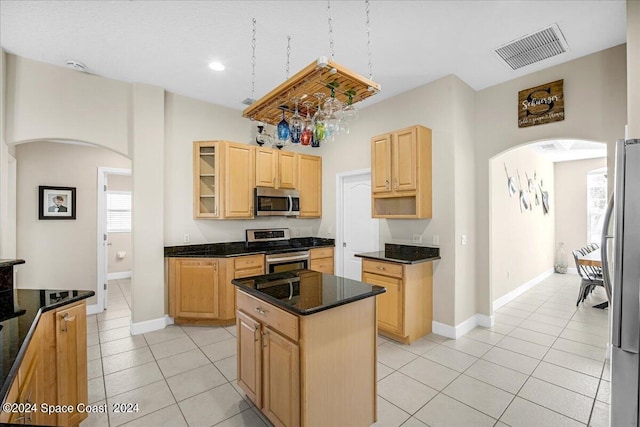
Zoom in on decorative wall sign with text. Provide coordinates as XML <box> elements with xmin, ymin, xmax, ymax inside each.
<box><xmin>518</xmin><ymin>79</ymin><xmax>564</xmax><ymax>128</ymax></box>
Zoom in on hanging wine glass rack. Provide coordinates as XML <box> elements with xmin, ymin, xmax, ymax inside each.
<box><xmin>242</xmin><ymin>56</ymin><xmax>380</xmax><ymax>126</ymax></box>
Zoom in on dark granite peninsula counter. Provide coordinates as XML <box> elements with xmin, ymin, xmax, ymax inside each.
<box><xmin>231</xmin><ymin>269</ymin><xmax>385</xmax><ymax>315</ymax></box>
<box><xmin>355</xmin><ymin>243</ymin><xmax>440</xmax><ymax>264</ymax></box>
<box><xmin>164</xmin><ymin>237</ymin><xmax>334</xmax><ymax>257</ymax></box>
<box><xmin>0</xmin><ymin>259</ymin><xmax>94</xmax><ymax>425</ymax></box>
<box><xmin>1</xmin><ymin>289</ymin><xmax>95</xmax><ymax>406</ymax></box>
<box><xmin>233</xmin><ymin>269</ymin><xmax>383</xmax><ymax>426</ymax></box>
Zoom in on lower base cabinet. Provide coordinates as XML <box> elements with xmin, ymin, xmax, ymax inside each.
<box><xmin>236</xmin><ymin>289</ymin><xmax>376</xmax><ymax>427</ymax></box>
<box><xmin>1</xmin><ymin>301</ymin><xmax>88</xmax><ymax>426</ymax></box>
<box><xmin>362</xmin><ymin>259</ymin><xmax>433</xmax><ymax>344</ymax></box>
<box><xmin>308</xmin><ymin>247</ymin><xmax>334</xmax><ymax>274</ymax></box>
<box><xmin>168</xmin><ymin>255</ymin><xmax>265</xmax><ymax>326</ymax></box>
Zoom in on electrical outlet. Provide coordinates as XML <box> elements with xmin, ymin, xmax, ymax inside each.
<box><xmin>432</xmin><ymin>235</ymin><xmax>440</xmax><ymax>245</ymax></box>
<box><xmin>183</xmin><ymin>234</ymin><xmax>190</xmax><ymax>243</ymax></box>
<box><xmin>293</xmin><ymin>228</ymin><xmax>301</xmax><ymax>237</ymax></box>
<box><xmin>461</xmin><ymin>234</ymin><xmax>467</xmax><ymax>245</ymax></box>
<box><xmin>412</xmin><ymin>234</ymin><xmax>422</xmax><ymax>244</ymax></box>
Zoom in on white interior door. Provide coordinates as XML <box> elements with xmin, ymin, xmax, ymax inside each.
<box><xmin>340</xmin><ymin>172</ymin><xmax>379</xmax><ymax>280</ymax></box>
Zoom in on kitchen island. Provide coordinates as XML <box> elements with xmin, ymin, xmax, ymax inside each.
<box><xmin>232</xmin><ymin>269</ymin><xmax>385</xmax><ymax>427</ymax></box>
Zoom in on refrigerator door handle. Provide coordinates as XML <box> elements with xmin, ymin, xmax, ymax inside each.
<box><xmin>601</xmin><ymin>194</ymin><xmax>614</xmax><ymax>303</ymax></box>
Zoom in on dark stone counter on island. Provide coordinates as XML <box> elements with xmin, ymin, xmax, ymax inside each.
<box><xmin>164</xmin><ymin>237</ymin><xmax>335</xmax><ymax>258</ymax></box>
<box><xmin>355</xmin><ymin>243</ymin><xmax>441</xmax><ymax>264</ymax></box>
<box><xmin>231</xmin><ymin>269</ymin><xmax>385</xmax><ymax>316</ymax></box>
<box><xmin>0</xmin><ymin>288</ymin><xmax>95</xmax><ymax>403</ymax></box>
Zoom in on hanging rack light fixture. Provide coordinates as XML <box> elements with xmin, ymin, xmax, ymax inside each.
<box><xmin>242</xmin><ymin>0</ymin><xmax>381</xmax><ymax>143</ymax></box>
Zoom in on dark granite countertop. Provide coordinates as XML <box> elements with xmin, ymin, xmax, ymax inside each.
<box><xmin>165</xmin><ymin>237</ymin><xmax>335</xmax><ymax>258</ymax></box>
<box><xmin>1</xmin><ymin>289</ymin><xmax>95</xmax><ymax>403</ymax></box>
<box><xmin>355</xmin><ymin>243</ymin><xmax>441</xmax><ymax>264</ymax></box>
<box><xmin>0</xmin><ymin>259</ymin><xmax>25</xmax><ymax>268</ymax></box>
<box><xmin>232</xmin><ymin>269</ymin><xmax>385</xmax><ymax>316</ymax></box>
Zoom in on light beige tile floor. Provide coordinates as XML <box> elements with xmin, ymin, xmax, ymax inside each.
<box><xmin>81</xmin><ymin>274</ymin><xmax>610</xmax><ymax>427</ymax></box>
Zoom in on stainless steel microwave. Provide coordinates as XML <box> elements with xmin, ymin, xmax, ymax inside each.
<box><xmin>254</xmin><ymin>188</ymin><xmax>300</xmax><ymax>216</ymax></box>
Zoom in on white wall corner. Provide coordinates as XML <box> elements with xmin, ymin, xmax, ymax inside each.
<box><xmin>86</xmin><ymin>303</ymin><xmax>102</xmax><ymax>316</ymax></box>
<box><xmin>107</xmin><ymin>271</ymin><xmax>132</xmax><ymax>280</ymax></box>
<box><xmin>130</xmin><ymin>315</ymin><xmax>173</xmax><ymax>335</ymax></box>
<box><xmin>433</xmin><ymin>313</ymin><xmax>495</xmax><ymax>340</ymax></box>
<box><xmin>493</xmin><ymin>268</ymin><xmax>554</xmax><ymax>311</ymax></box>
<box><xmin>432</xmin><ymin>321</ymin><xmax>457</xmax><ymax>339</ymax></box>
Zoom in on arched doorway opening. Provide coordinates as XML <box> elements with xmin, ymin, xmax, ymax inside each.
<box><xmin>10</xmin><ymin>138</ymin><xmax>132</xmax><ymax>316</ymax></box>
<box><xmin>489</xmin><ymin>138</ymin><xmax>607</xmax><ymax>312</ymax></box>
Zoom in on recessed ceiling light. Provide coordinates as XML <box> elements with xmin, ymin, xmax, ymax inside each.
<box><xmin>209</xmin><ymin>62</ymin><xmax>225</xmax><ymax>71</ymax></box>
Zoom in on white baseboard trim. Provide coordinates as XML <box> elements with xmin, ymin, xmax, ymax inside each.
<box><xmin>493</xmin><ymin>268</ymin><xmax>554</xmax><ymax>311</ymax></box>
<box><xmin>130</xmin><ymin>315</ymin><xmax>174</xmax><ymax>335</ymax></box>
<box><xmin>108</xmin><ymin>271</ymin><xmax>132</xmax><ymax>280</ymax></box>
<box><xmin>432</xmin><ymin>314</ymin><xmax>495</xmax><ymax>340</ymax></box>
<box><xmin>86</xmin><ymin>303</ymin><xmax>102</xmax><ymax>316</ymax></box>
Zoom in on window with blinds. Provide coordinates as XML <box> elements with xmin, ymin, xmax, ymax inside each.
<box><xmin>107</xmin><ymin>191</ymin><xmax>132</xmax><ymax>232</ymax></box>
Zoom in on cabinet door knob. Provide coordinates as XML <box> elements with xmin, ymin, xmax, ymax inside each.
<box><xmin>60</xmin><ymin>313</ymin><xmax>69</xmax><ymax>332</ymax></box>
<box><xmin>255</xmin><ymin>307</ymin><xmax>267</xmax><ymax>315</ymax></box>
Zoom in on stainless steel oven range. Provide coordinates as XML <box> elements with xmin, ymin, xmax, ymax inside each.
<box><xmin>245</xmin><ymin>228</ymin><xmax>309</xmax><ymax>273</ymax></box>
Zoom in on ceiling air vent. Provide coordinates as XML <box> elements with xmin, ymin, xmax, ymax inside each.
<box><xmin>495</xmin><ymin>24</ymin><xmax>569</xmax><ymax>70</ymax></box>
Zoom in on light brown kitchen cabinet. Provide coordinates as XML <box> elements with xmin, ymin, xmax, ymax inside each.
<box><xmin>236</xmin><ymin>287</ymin><xmax>376</xmax><ymax>427</ymax></box>
<box><xmin>193</xmin><ymin>141</ymin><xmax>255</xmax><ymax>219</ymax></box>
<box><xmin>309</xmin><ymin>247</ymin><xmax>334</xmax><ymax>274</ymax></box>
<box><xmin>169</xmin><ymin>258</ymin><xmax>219</xmax><ymax>321</ymax></box>
<box><xmin>1</xmin><ymin>324</ymin><xmax>44</xmax><ymax>425</ymax></box>
<box><xmin>361</xmin><ymin>259</ymin><xmax>433</xmax><ymax>344</ymax></box>
<box><xmin>297</xmin><ymin>154</ymin><xmax>322</xmax><ymax>218</ymax></box>
<box><xmin>371</xmin><ymin>125</ymin><xmax>432</xmax><ymax>218</ymax></box>
<box><xmin>225</xmin><ymin>142</ymin><xmax>255</xmax><ymax>218</ymax></box>
<box><xmin>168</xmin><ymin>254</ymin><xmax>265</xmax><ymax>326</ymax></box>
<box><xmin>255</xmin><ymin>148</ymin><xmax>297</xmax><ymax>189</ymax></box>
<box><xmin>55</xmin><ymin>302</ymin><xmax>88</xmax><ymax>427</ymax></box>
<box><xmin>1</xmin><ymin>301</ymin><xmax>88</xmax><ymax>426</ymax></box>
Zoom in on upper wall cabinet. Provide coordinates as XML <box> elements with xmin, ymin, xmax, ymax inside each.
<box><xmin>298</xmin><ymin>154</ymin><xmax>322</xmax><ymax>218</ymax></box>
<box><xmin>371</xmin><ymin>125</ymin><xmax>432</xmax><ymax>218</ymax></box>
<box><xmin>194</xmin><ymin>141</ymin><xmax>255</xmax><ymax>219</ymax></box>
<box><xmin>255</xmin><ymin>147</ymin><xmax>297</xmax><ymax>189</ymax></box>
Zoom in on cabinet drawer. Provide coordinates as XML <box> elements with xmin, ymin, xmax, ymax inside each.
<box><xmin>235</xmin><ymin>255</ymin><xmax>264</xmax><ymax>270</ymax></box>
<box><xmin>237</xmin><ymin>291</ymin><xmax>299</xmax><ymax>342</ymax></box>
<box><xmin>310</xmin><ymin>258</ymin><xmax>334</xmax><ymax>274</ymax></box>
<box><xmin>362</xmin><ymin>259</ymin><xmax>403</xmax><ymax>278</ymax></box>
<box><xmin>310</xmin><ymin>247</ymin><xmax>334</xmax><ymax>259</ymax></box>
<box><xmin>235</xmin><ymin>266</ymin><xmax>264</xmax><ymax>279</ymax></box>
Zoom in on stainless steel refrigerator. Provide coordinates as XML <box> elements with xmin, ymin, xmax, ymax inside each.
<box><xmin>602</xmin><ymin>138</ymin><xmax>640</xmax><ymax>427</ymax></box>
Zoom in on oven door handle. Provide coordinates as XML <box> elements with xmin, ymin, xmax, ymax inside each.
<box><xmin>266</xmin><ymin>254</ymin><xmax>309</xmax><ymax>263</ymax></box>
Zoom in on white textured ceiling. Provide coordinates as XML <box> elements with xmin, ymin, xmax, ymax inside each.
<box><xmin>0</xmin><ymin>1</ymin><xmax>627</xmax><ymax>111</ymax></box>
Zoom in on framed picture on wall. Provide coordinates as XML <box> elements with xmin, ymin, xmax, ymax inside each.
<box><xmin>39</xmin><ymin>186</ymin><xmax>76</xmax><ymax>220</ymax></box>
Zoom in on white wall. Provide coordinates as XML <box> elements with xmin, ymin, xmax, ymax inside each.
<box><xmin>629</xmin><ymin>0</ymin><xmax>640</xmax><ymax>137</ymax></box>
<box><xmin>490</xmin><ymin>147</ymin><xmax>555</xmax><ymax>301</ymax></box>
<box><xmin>15</xmin><ymin>141</ymin><xmax>131</xmax><ymax>306</ymax></box>
<box><xmin>476</xmin><ymin>44</ymin><xmax>627</xmax><ymax>315</ymax></box>
<box><xmin>5</xmin><ymin>55</ymin><xmax>130</xmax><ymax>156</ymax></box>
<box><xmin>554</xmin><ymin>157</ymin><xmax>607</xmax><ymax>256</ymax></box>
